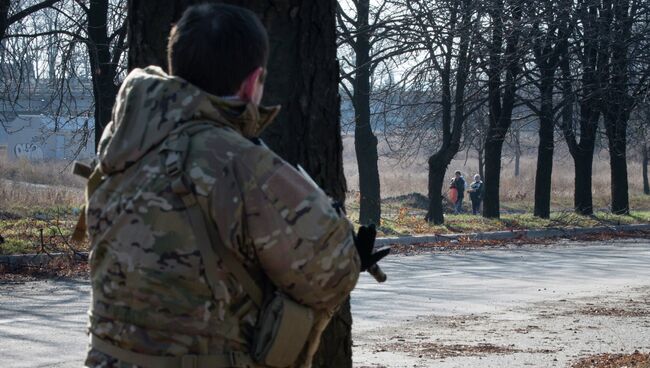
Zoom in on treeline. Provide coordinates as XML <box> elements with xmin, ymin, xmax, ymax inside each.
<box><xmin>1</xmin><ymin>0</ymin><xmax>649</xmax><ymax>227</ymax></box>
<box><xmin>338</xmin><ymin>0</ymin><xmax>650</xmax><ymax>225</ymax></box>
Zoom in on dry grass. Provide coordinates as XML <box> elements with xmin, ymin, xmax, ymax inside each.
<box><xmin>0</xmin><ymin>156</ymin><xmax>84</xmax><ymax>188</ymax></box>
<box><xmin>0</xmin><ymin>157</ymin><xmax>84</xmax><ymax>211</ymax></box>
<box><xmin>342</xmin><ymin>136</ymin><xmax>649</xmax><ymax>212</ymax></box>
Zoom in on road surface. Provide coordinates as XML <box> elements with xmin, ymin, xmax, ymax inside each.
<box><xmin>1</xmin><ymin>238</ymin><xmax>649</xmax><ymax>367</ymax></box>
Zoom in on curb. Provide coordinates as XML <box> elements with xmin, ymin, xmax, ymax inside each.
<box><xmin>2</xmin><ymin>224</ymin><xmax>649</xmax><ymax>270</ymax></box>
<box><xmin>374</xmin><ymin>223</ymin><xmax>650</xmax><ymax>247</ymax></box>
<box><xmin>0</xmin><ymin>252</ymin><xmax>87</xmax><ymax>272</ymax></box>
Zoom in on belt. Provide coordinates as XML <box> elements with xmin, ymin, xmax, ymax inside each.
<box><xmin>91</xmin><ymin>334</ymin><xmax>257</xmax><ymax>368</ymax></box>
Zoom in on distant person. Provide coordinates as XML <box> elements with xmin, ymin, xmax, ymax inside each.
<box><xmin>468</xmin><ymin>174</ymin><xmax>484</xmax><ymax>215</ymax></box>
<box><xmin>450</xmin><ymin>170</ymin><xmax>465</xmax><ymax>214</ymax></box>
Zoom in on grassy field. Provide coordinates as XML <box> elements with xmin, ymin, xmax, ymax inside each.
<box><xmin>342</xmin><ymin>136</ymin><xmax>649</xmax><ymax>211</ymax></box>
<box><xmin>345</xmin><ymin>198</ymin><xmax>650</xmax><ymax>236</ymax></box>
<box><xmin>1</xmin><ymin>145</ymin><xmax>649</xmax><ymax>254</ymax></box>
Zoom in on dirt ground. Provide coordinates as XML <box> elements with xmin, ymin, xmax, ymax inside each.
<box><xmin>354</xmin><ymin>286</ymin><xmax>650</xmax><ymax>367</ymax></box>
<box><xmin>351</xmin><ymin>239</ymin><xmax>650</xmax><ymax>368</ymax></box>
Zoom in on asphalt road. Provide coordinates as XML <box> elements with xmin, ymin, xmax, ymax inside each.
<box><xmin>1</xmin><ymin>238</ymin><xmax>649</xmax><ymax>368</ymax></box>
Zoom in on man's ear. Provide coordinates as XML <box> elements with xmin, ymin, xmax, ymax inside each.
<box><xmin>237</xmin><ymin>67</ymin><xmax>264</xmax><ymax>102</ymax></box>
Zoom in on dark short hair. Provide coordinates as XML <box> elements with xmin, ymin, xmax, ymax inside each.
<box><xmin>455</xmin><ymin>170</ymin><xmax>462</xmax><ymax>175</ymax></box>
<box><xmin>167</xmin><ymin>4</ymin><xmax>269</xmax><ymax>96</ymax></box>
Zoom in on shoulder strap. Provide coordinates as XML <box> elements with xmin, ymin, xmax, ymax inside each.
<box><xmin>71</xmin><ymin>161</ymin><xmax>104</xmax><ymax>243</ymax></box>
<box><xmin>160</xmin><ymin>122</ymin><xmax>264</xmax><ymax>307</ymax></box>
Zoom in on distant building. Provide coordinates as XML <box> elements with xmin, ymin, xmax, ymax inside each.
<box><xmin>0</xmin><ymin>115</ymin><xmax>94</xmax><ymax>161</ymax></box>
<box><xmin>0</xmin><ymin>73</ymin><xmax>95</xmax><ymax>161</ymax></box>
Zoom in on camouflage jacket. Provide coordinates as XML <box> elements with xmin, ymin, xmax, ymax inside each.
<box><xmin>85</xmin><ymin>66</ymin><xmax>360</xmax><ymax>367</ymax></box>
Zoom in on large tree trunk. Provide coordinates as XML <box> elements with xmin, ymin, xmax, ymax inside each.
<box><xmin>604</xmin><ymin>112</ymin><xmax>630</xmax><ymax>214</ymax></box>
<box><xmin>353</xmin><ymin>0</ymin><xmax>381</xmax><ymax>226</ymax></box>
<box><xmin>483</xmin><ymin>138</ymin><xmax>505</xmax><ymax>217</ymax></box>
<box><xmin>127</xmin><ymin>1</ymin><xmax>352</xmax><ymax>366</ymax></box>
<box><xmin>574</xmin><ymin>150</ymin><xmax>594</xmax><ymax>215</ymax></box>
<box><xmin>88</xmin><ymin>0</ymin><xmax>122</xmax><ymax>148</ymax></box>
<box><xmin>425</xmin><ymin>155</ymin><xmax>447</xmax><ymax>224</ymax></box>
<box><xmin>533</xmin><ymin>77</ymin><xmax>554</xmax><ymax>218</ymax></box>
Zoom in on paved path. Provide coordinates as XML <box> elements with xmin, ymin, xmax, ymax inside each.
<box><xmin>351</xmin><ymin>238</ymin><xmax>650</xmax><ymax>367</ymax></box>
<box><xmin>1</xmin><ymin>238</ymin><xmax>649</xmax><ymax>367</ymax></box>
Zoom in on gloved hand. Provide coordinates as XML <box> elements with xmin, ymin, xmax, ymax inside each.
<box><xmin>353</xmin><ymin>224</ymin><xmax>390</xmax><ymax>272</ymax></box>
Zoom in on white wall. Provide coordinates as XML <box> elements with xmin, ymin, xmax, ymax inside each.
<box><xmin>0</xmin><ymin>115</ymin><xmax>95</xmax><ymax>161</ymax></box>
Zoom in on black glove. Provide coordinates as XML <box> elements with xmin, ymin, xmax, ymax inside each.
<box><xmin>353</xmin><ymin>224</ymin><xmax>390</xmax><ymax>272</ymax></box>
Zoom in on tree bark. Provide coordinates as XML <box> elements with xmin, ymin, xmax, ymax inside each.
<box><xmin>641</xmin><ymin>142</ymin><xmax>650</xmax><ymax>195</ymax></box>
<box><xmin>513</xmin><ymin>126</ymin><xmax>521</xmax><ymax>177</ymax></box>
<box><xmin>533</xmin><ymin>75</ymin><xmax>554</xmax><ymax>218</ymax></box>
<box><xmin>574</xmin><ymin>150</ymin><xmax>594</xmax><ymax>215</ymax></box>
<box><xmin>426</xmin><ymin>156</ymin><xmax>447</xmax><ymax>224</ymax></box>
<box><xmin>353</xmin><ymin>0</ymin><xmax>381</xmax><ymax>225</ymax></box>
<box><xmin>127</xmin><ymin>1</ymin><xmax>351</xmax><ymax>366</ymax></box>
<box><xmin>88</xmin><ymin>0</ymin><xmax>121</xmax><ymax>148</ymax></box>
<box><xmin>483</xmin><ymin>138</ymin><xmax>505</xmax><ymax>217</ymax></box>
<box><xmin>604</xmin><ymin>110</ymin><xmax>630</xmax><ymax>214</ymax></box>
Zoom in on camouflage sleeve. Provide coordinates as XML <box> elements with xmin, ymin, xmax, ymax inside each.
<box><xmin>210</xmin><ymin>143</ymin><xmax>360</xmax><ymax>311</ymax></box>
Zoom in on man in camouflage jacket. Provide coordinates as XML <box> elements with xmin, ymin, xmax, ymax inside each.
<box><xmin>83</xmin><ymin>4</ymin><xmax>385</xmax><ymax>368</ymax></box>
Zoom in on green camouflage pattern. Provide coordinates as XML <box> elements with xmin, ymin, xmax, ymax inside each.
<box><xmin>84</xmin><ymin>67</ymin><xmax>360</xmax><ymax>367</ymax></box>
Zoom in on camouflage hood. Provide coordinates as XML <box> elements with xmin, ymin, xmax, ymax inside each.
<box><xmin>98</xmin><ymin>66</ymin><xmax>280</xmax><ymax>174</ymax></box>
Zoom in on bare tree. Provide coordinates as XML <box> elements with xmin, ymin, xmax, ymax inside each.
<box><xmin>0</xmin><ymin>0</ymin><xmax>60</xmax><ymax>40</ymax></box>
<box><xmin>482</xmin><ymin>0</ymin><xmax>525</xmax><ymax>218</ymax></box>
<box><xmin>598</xmin><ymin>0</ymin><xmax>650</xmax><ymax>214</ymax></box>
<box><xmin>337</xmin><ymin>0</ymin><xmax>405</xmax><ymax>225</ymax></box>
<box><xmin>526</xmin><ymin>0</ymin><xmax>570</xmax><ymax>218</ymax></box>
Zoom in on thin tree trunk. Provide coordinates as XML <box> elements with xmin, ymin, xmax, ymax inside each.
<box><xmin>478</xmin><ymin>148</ymin><xmax>484</xmax><ymax>180</ymax></box>
<box><xmin>533</xmin><ymin>77</ymin><xmax>554</xmax><ymax>218</ymax></box>
<box><xmin>514</xmin><ymin>149</ymin><xmax>520</xmax><ymax>177</ymax></box>
<box><xmin>513</xmin><ymin>127</ymin><xmax>521</xmax><ymax>177</ymax></box>
<box><xmin>127</xmin><ymin>1</ymin><xmax>352</xmax><ymax>366</ymax></box>
<box><xmin>641</xmin><ymin>142</ymin><xmax>650</xmax><ymax>195</ymax></box>
<box><xmin>355</xmin><ymin>122</ymin><xmax>381</xmax><ymax>225</ymax></box>
<box><xmin>353</xmin><ymin>0</ymin><xmax>381</xmax><ymax>226</ymax></box>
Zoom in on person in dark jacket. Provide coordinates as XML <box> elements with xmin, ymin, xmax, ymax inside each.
<box><xmin>468</xmin><ymin>174</ymin><xmax>484</xmax><ymax>215</ymax></box>
<box><xmin>450</xmin><ymin>170</ymin><xmax>465</xmax><ymax>214</ymax></box>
